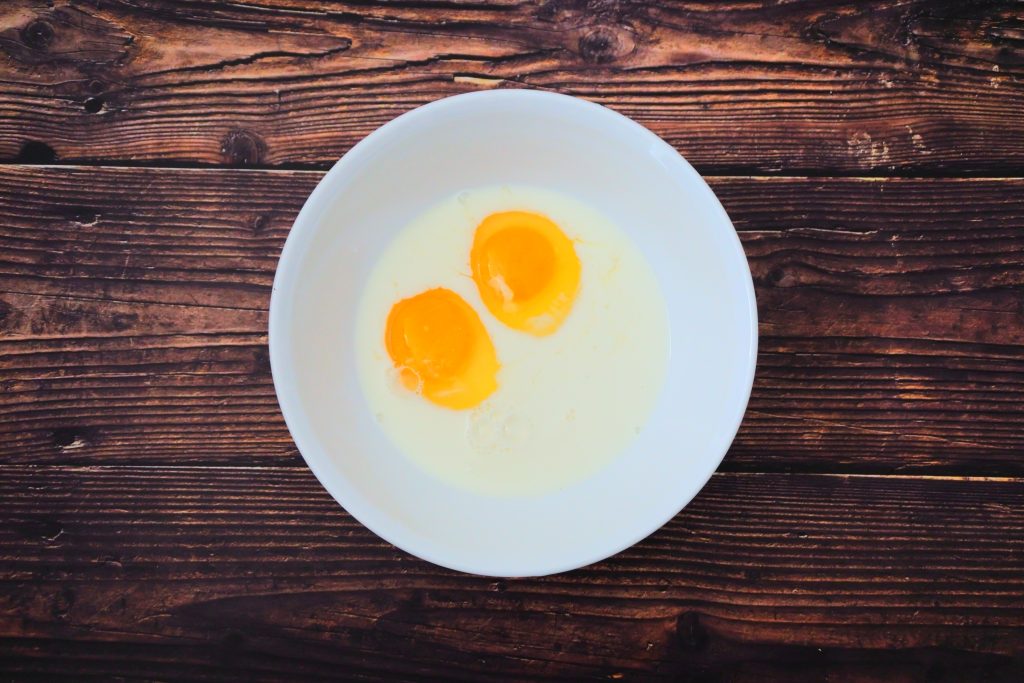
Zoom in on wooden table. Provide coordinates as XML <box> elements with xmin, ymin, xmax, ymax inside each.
<box><xmin>1</xmin><ymin>1</ymin><xmax>1022</xmax><ymax>680</ymax></box>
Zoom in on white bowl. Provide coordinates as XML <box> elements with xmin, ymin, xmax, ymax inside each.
<box><xmin>269</xmin><ymin>91</ymin><xmax>757</xmax><ymax>577</ymax></box>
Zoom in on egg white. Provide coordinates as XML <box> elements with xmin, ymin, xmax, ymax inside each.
<box><xmin>356</xmin><ymin>185</ymin><xmax>669</xmax><ymax>497</ymax></box>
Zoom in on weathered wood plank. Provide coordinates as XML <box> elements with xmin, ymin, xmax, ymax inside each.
<box><xmin>0</xmin><ymin>0</ymin><xmax>1022</xmax><ymax>173</ymax></box>
<box><xmin>2</xmin><ymin>167</ymin><xmax>1023</xmax><ymax>471</ymax></box>
<box><xmin>0</xmin><ymin>467</ymin><xmax>1022</xmax><ymax>681</ymax></box>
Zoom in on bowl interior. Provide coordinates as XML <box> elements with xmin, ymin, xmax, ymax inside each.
<box><xmin>270</xmin><ymin>91</ymin><xmax>757</xmax><ymax>577</ymax></box>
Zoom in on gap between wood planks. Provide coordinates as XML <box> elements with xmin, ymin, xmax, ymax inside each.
<box><xmin>4</xmin><ymin>160</ymin><xmax>1024</xmax><ymax>180</ymax></box>
<box><xmin>4</xmin><ymin>464</ymin><xmax>1023</xmax><ymax>482</ymax></box>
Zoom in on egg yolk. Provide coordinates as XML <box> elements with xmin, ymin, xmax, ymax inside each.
<box><xmin>385</xmin><ymin>287</ymin><xmax>499</xmax><ymax>410</ymax></box>
<box><xmin>471</xmin><ymin>211</ymin><xmax>581</xmax><ymax>336</ymax></box>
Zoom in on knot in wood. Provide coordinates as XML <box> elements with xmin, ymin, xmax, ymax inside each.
<box><xmin>676</xmin><ymin>611</ymin><xmax>709</xmax><ymax>652</ymax></box>
<box><xmin>221</xmin><ymin>129</ymin><xmax>265</xmax><ymax>166</ymax></box>
<box><xmin>21</xmin><ymin>19</ymin><xmax>54</xmax><ymax>50</ymax></box>
<box><xmin>12</xmin><ymin>516</ymin><xmax>64</xmax><ymax>542</ymax></box>
<box><xmin>250</xmin><ymin>214</ymin><xmax>271</xmax><ymax>235</ymax></box>
<box><xmin>16</xmin><ymin>141</ymin><xmax>57</xmax><ymax>164</ymax></box>
<box><xmin>766</xmin><ymin>266</ymin><xmax>789</xmax><ymax>287</ymax></box>
<box><xmin>63</xmin><ymin>206</ymin><xmax>98</xmax><ymax>224</ymax></box>
<box><xmin>578</xmin><ymin>26</ymin><xmax>634</xmax><ymax>64</ymax></box>
<box><xmin>52</xmin><ymin>426</ymin><xmax>93</xmax><ymax>451</ymax></box>
<box><xmin>252</xmin><ymin>347</ymin><xmax>271</xmax><ymax>375</ymax></box>
<box><xmin>110</xmin><ymin>312</ymin><xmax>138</xmax><ymax>332</ymax></box>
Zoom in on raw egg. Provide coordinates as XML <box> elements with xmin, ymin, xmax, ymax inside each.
<box><xmin>385</xmin><ymin>287</ymin><xmax>499</xmax><ymax>410</ymax></box>
<box><xmin>471</xmin><ymin>211</ymin><xmax>580</xmax><ymax>336</ymax></box>
<box><xmin>357</xmin><ymin>185</ymin><xmax>669</xmax><ymax>497</ymax></box>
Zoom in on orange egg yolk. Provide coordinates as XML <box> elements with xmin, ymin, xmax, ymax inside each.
<box><xmin>470</xmin><ymin>211</ymin><xmax>581</xmax><ymax>336</ymax></box>
<box><xmin>385</xmin><ymin>288</ymin><xmax>499</xmax><ymax>410</ymax></box>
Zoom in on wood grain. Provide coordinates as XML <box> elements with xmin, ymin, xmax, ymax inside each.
<box><xmin>0</xmin><ymin>467</ymin><xmax>1022</xmax><ymax>681</ymax></box>
<box><xmin>1</xmin><ymin>0</ymin><xmax>1022</xmax><ymax>676</ymax></box>
<box><xmin>2</xmin><ymin>167</ymin><xmax>1022</xmax><ymax>471</ymax></box>
<box><xmin>0</xmin><ymin>0</ymin><xmax>1022</xmax><ymax>173</ymax></box>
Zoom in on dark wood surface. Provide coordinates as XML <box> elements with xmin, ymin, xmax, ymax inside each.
<box><xmin>2</xmin><ymin>0</ymin><xmax>1024</xmax><ymax>175</ymax></box>
<box><xmin>2</xmin><ymin>468</ymin><xmax>1023</xmax><ymax>681</ymax></box>
<box><xmin>1</xmin><ymin>0</ymin><xmax>1022</xmax><ymax>680</ymax></box>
